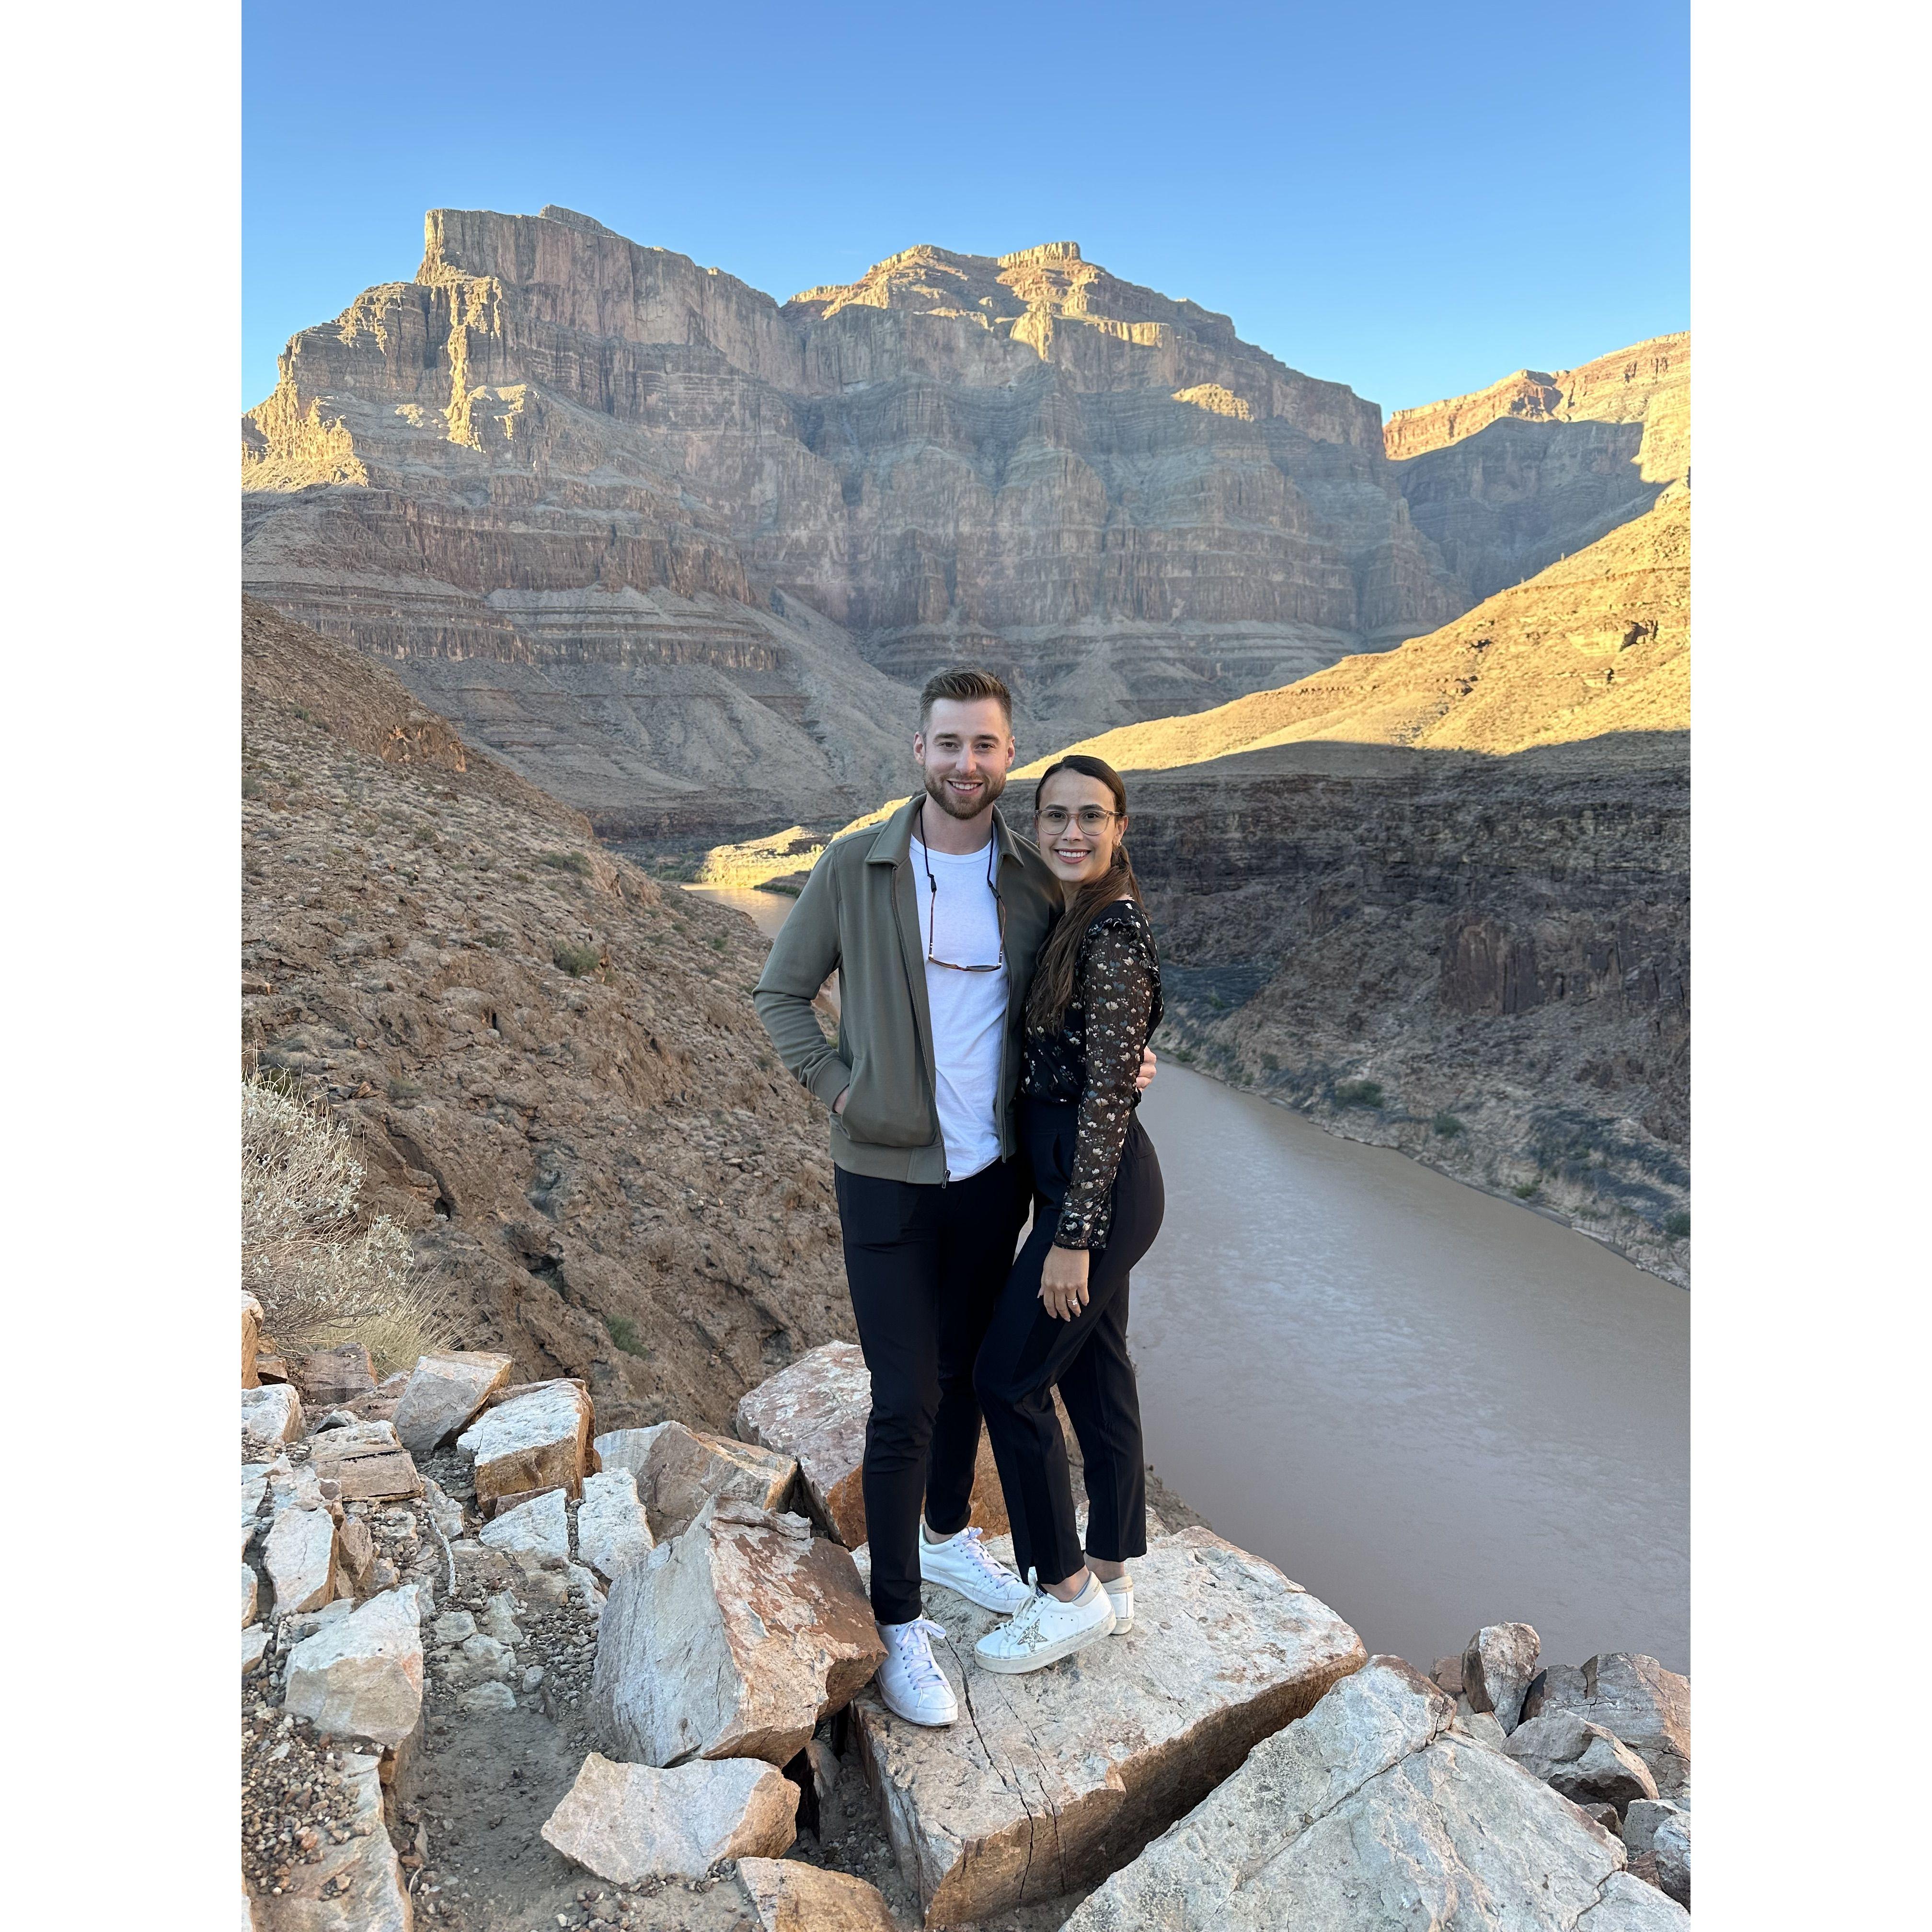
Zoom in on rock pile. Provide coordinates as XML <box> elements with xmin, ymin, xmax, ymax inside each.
<box><xmin>242</xmin><ymin>1319</ymin><xmax>1692</xmax><ymax>1930</ymax></box>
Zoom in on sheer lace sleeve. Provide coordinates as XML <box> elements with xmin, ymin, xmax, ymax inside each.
<box><xmin>1054</xmin><ymin>916</ymin><xmax>1160</xmax><ymax>1251</ymax></box>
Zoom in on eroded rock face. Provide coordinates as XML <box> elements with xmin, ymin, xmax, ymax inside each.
<box><xmin>594</xmin><ymin>1422</ymin><xmax>797</xmax><ymax>1541</ymax></box>
<box><xmin>853</xmin><ymin>1527</ymin><xmax>1366</xmax><ymax>1926</ymax></box>
<box><xmin>735</xmin><ymin>1343</ymin><xmax>1006</xmax><ymax>1545</ymax></box>
<box><xmin>392</xmin><ymin>1351</ymin><xmax>514</xmax><ymax>1455</ymax></box>
<box><xmin>458</xmin><ymin>1381</ymin><xmax>591</xmax><ymax>1509</ymax></box>
<box><xmin>1462</xmin><ymin>1621</ymin><xmax>1541</xmax><ymax>1733</ymax></box>
<box><xmin>309</xmin><ymin>1421</ymin><xmax>420</xmax><ymax>1504</ymax></box>
<box><xmin>1061</xmin><ymin>1656</ymin><xmax>1689</xmax><ymax>1932</ymax></box>
<box><xmin>540</xmin><ymin>1752</ymin><xmax>797</xmax><ymax>1882</ymax></box>
<box><xmin>283</xmin><ymin>1586</ymin><xmax>425</xmax><ymax>1749</ymax></box>
<box><xmin>1526</xmin><ymin>1653</ymin><xmax>1690</xmax><ymax>1801</ymax></box>
<box><xmin>735</xmin><ymin>1857</ymin><xmax>900</xmax><ymax>1932</ymax></box>
<box><xmin>589</xmin><ymin>1503</ymin><xmax>883</xmax><ymax>1767</ymax></box>
<box><xmin>243</xmin><ymin>1294</ymin><xmax>264</xmax><ymax>1390</ymax></box>
<box><xmin>243</xmin><ymin>1385</ymin><xmax>304</xmax><ymax>1458</ymax></box>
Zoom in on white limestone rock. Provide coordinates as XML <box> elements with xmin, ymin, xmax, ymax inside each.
<box><xmin>242</xmin><ymin>1625</ymin><xmax>270</xmax><ymax>1677</ymax></box>
<box><xmin>590</xmin><ymin>1501</ymin><xmax>884</xmax><ymax>1767</ymax></box>
<box><xmin>242</xmin><ymin>1564</ymin><xmax>259</xmax><ymax>1628</ymax></box>
<box><xmin>736</xmin><ymin>1857</ymin><xmax>900</xmax><ymax>1931</ymax></box>
<box><xmin>576</xmin><ymin>1468</ymin><xmax>654</xmax><ymax>1583</ymax></box>
<box><xmin>391</xmin><ymin>1350</ymin><xmax>515</xmax><ymax>1455</ymax></box>
<box><xmin>1525</xmin><ymin>1653</ymin><xmax>1691</xmax><ymax>1800</ymax></box>
<box><xmin>479</xmin><ymin>1486</ymin><xmax>570</xmax><ymax>1561</ymax></box>
<box><xmin>457</xmin><ymin>1380</ymin><xmax>592</xmax><ymax>1508</ymax></box>
<box><xmin>1652</xmin><ymin>1809</ymin><xmax>1690</xmax><ymax>1907</ymax></box>
<box><xmin>1506</xmin><ymin>1710</ymin><xmax>1661</xmax><ymax>1816</ymax></box>
<box><xmin>460</xmin><ymin>1681</ymin><xmax>516</xmax><ymax>1714</ymax></box>
<box><xmin>263</xmin><ymin>1507</ymin><xmax>336</xmax><ymax>1618</ymax></box>
<box><xmin>540</xmin><ymin>1752</ymin><xmax>798</xmax><ymax>1883</ymax></box>
<box><xmin>242</xmin><ymin>1384</ymin><xmax>303</xmax><ymax>1459</ymax></box>
<box><xmin>1462</xmin><ymin>1621</ymin><xmax>1542</xmax><ymax>1733</ymax></box>
<box><xmin>1061</xmin><ymin>1656</ymin><xmax>1690</xmax><ymax>1932</ymax></box>
<box><xmin>595</xmin><ymin>1420</ymin><xmax>797</xmax><ymax>1541</ymax></box>
<box><xmin>851</xmin><ymin>1527</ymin><xmax>1365</xmax><ymax>1926</ymax></box>
<box><xmin>283</xmin><ymin>1586</ymin><xmax>425</xmax><ymax>1748</ymax></box>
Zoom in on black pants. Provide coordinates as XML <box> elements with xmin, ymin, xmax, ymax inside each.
<box><xmin>834</xmin><ymin>1157</ymin><xmax>1030</xmax><ymax>1625</ymax></box>
<box><xmin>975</xmin><ymin>1097</ymin><xmax>1165</xmax><ymax>1589</ymax></box>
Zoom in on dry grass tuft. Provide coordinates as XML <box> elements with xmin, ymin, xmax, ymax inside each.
<box><xmin>242</xmin><ymin>1081</ymin><xmax>457</xmax><ymax>1375</ymax></box>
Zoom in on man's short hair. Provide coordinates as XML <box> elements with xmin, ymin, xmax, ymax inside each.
<box><xmin>919</xmin><ymin>666</ymin><xmax>1013</xmax><ymax>728</ymax></box>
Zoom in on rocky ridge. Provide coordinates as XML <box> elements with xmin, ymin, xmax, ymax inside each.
<box><xmin>244</xmin><ymin>204</ymin><xmax>1682</xmax><ymax>842</ymax></box>
<box><xmin>240</xmin><ymin>1329</ymin><xmax>1691</xmax><ymax>1931</ymax></box>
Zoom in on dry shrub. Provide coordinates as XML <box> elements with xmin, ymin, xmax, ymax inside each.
<box><xmin>242</xmin><ymin>1081</ymin><xmax>457</xmax><ymax>1375</ymax></box>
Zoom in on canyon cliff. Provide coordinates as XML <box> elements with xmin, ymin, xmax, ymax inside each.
<box><xmin>244</xmin><ymin>205</ymin><xmax>1679</xmax><ymax>844</ymax></box>
<box><xmin>1069</xmin><ymin>496</ymin><xmax>1690</xmax><ymax>1280</ymax></box>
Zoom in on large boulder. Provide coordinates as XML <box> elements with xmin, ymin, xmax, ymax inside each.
<box><xmin>458</xmin><ymin>1380</ymin><xmax>593</xmax><ymax>1510</ymax></box>
<box><xmin>735</xmin><ymin>1858</ymin><xmax>900</xmax><ymax>1932</ymax></box>
<box><xmin>242</xmin><ymin>1384</ymin><xmax>303</xmax><ymax>1459</ymax></box>
<box><xmin>1505</xmin><ymin>1710</ymin><xmax>1660</xmax><ymax>1816</ymax></box>
<box><xmin>1625</xmin><ymin>1798</ymin><xmax>1691</xmax><ymax>1907</ymax></box>
<box><xmin>1524</xmin><ymin>1653</ymin><xmax>1690</xmax><ymax>1800</ymax></box>
<box><xmin>595</xmin><ymin>1421</ymin><xmax>797</xmax><ymax>1541</ymax></box>
<box><xmin>540</xmin><ymin>1752</ymin><xmax>797</xmax><ymax>1882</ymax></box>
<box><xmin>590</xmin><ymin>1502</ymin><xmax>884</xmax><ymax>1767</ymax></box>
<box><xmin>479</xmin><ymin>1487</ymin><xmax>570</xmax><ymax>1562</ymax></box>
<box><xmin>283</xmin><ymin>1586</ymin><xmax>425</xmax><ymax>1748</ymax></box>
<box><xmin>735</xmin><ymin>1341</ymin><xmax>1005</xmax><ymax>1545</ymax></box>
<box><xmin>1061</xmin><ymin>1656</ymin><xmax>1690</xmax><ymax>1932</ymax></box>
<box><xmin>1462</xmin><ymin>1621</ymin><xmax>1541</xmax><ymax>1733</ymax></box>
<box><xmin>251</xmin><ymin>1748</ymin><xmax>409</xmax><ymax>1932</ymax></box>
<box><xmin>575</xmin><ymin>1469</ymin><xmax>654</xmax><ymax>1583</ymax></box>
<box><xmin>852</xmin><ymin>1527</ymin><xmax>1365</xmax><ymax>1927</ymax></box>
<box><xmin>263</xmin><ymin>1506</ymin><xmax>337</xmax><ymax>1617</ymax></box>
<box><xmin>391</xmin><ymin>1350</ymin><xmax>515</xmax><ymax>1455</ymax></box>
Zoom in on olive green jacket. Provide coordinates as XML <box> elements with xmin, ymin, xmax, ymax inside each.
<box><xmin>752</xmin><ymin>797</ymin><xmax>1059</xmax><ymax>1182</ymax></box>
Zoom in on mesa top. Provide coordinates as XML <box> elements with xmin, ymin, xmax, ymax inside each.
<box><xmin>910</xmin><ymin>833</ymin><xmax>1008</xmax><ymax>1181</ymax></box>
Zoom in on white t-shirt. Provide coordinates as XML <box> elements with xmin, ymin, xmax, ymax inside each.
<box><xmin>910</xmin><ymin>835</ymin><xmax>1008</xmax><ymax>1182</ymax></box>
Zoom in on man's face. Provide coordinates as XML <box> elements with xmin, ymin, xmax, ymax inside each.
<box><xmin>913</xmin><ymin>697</ymin><xmax>1015</xmax><ymax>821</ymax></box>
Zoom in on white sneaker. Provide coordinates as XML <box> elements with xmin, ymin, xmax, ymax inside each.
<box><xmin>919</xmin><ymin>1525</ymin><xmax>1033</xmax><ymax>1614</ymax></box>
<box><xmin>974</xmin><ymin>1574</ymin><xmax>1116</xmax><ymax>1675</ymax></box>
<box><xmin>1101</xmin><ymin>1573</ymin><xmax>1133</xmax><ymax>1633</ymax></box>
<box><xmin>875</xmin><ymin>1617</ymin><xmax>957</xmax><ymax>1726</ymax></box>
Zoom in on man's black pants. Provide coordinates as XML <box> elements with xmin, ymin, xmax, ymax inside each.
<box><xmin>834</xmin><ymin>1157</ymin><xmax>1029</xmax><ymax>1625</ymax></box>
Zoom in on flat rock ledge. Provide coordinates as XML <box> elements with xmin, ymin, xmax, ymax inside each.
<box><xmin>250</xmin><ymin>1750</ymin><xmax>409</xmax><ymax>1932</ymax></box>
<box><xmin>852</xmin><ymin>1526</ymin><xmax>1366</xmax><ymax>1927</ymax></box>
<box><xmin>1061</xmin><ymin>1656</ymin><xmax>1690</xmax><ymax>1932</ymax></box>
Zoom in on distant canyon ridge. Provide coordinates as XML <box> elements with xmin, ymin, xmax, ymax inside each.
<box><xmin>243</xmin><ymin>206</ymin><xmax>1686</xmax><ymax>843</ymax></box>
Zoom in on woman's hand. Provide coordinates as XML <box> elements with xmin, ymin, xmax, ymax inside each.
<box><xmin>1040</xmin><ymin>1244</ymin><xmax>1091</xmax><ymax>1321</ymax></box>
<box><xmin>833</xmin><ymin>1086</ymin><xmax>849</xmax><ymax>1116</ymax></box>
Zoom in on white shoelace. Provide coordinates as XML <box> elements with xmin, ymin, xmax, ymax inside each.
<box><xmin>888</xmin><ymin>1616</ymin><xmax>951</xmax><ymax>1693</ymax></box>
<box><xmin>946</xmin><ymin>1526</ymin><xmax>1016</xmax><ymax>1588</ymax></box>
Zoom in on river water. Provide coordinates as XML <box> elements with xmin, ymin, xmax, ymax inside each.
<box><xmin>692</xmin><ymin>885</ymin><xmax>1689</xmax><ymax>1674</ymax></box>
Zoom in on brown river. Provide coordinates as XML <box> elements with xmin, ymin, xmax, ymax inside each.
<box><xmin>693</xmin><ymin>885</ymin><xmax>1689</xmax><ymax>1675</ymax></box>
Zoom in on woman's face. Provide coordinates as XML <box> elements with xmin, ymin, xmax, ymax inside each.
<box><xmin>1035</xmin><ymin>769</ymin><xmax>1126</xmax><ymax>887</ymax></box>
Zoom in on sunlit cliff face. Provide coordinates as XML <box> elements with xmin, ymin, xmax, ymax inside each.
<box><xmin>1035</xmin><ymin>770</ymin><xmax>1126</xmax><ymax>888</ymax></box>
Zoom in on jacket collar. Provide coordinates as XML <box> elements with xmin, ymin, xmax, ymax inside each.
<box><xmin>866</xmin><ymin>793</ymin><xmax>1021</xmax><ymax>874</ymax></box>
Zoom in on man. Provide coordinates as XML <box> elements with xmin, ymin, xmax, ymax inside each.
<box><xmin>753</xmin><ymin>667</ymin><xmax>1151</xmax><ymax>1726</ymax></box>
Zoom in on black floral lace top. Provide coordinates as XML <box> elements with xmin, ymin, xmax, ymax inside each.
<box><xmin>1022</xmin><ymin>899</ymin><xmax>1163</xmax><ymax>1251</ymax></box>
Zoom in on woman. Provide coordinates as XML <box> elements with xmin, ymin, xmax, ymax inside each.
<box><xmin>972</xmin><ymin>753</ymin><xmax>1165</xmax><ymax>1673</ymax></box>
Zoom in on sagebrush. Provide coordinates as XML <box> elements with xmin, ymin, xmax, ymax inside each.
<box><xmin>242</xmin><ymin>1080</ymin><xmax>456</xmax><ymax>1374</ymax></box>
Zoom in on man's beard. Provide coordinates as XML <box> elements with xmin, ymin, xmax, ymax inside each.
<box><xmin>921</xmin><ymin>764</ymin><xmax>1006</xmax><ymax>821</ymax></box>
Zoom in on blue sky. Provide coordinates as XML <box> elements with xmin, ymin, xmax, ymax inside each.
<box><xmin>243</xmin><ymin>0</ymin><xmax>1687</xmax><ymax>416</ymax></box>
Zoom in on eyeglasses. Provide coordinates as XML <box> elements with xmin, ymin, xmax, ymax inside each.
<box><xmin>918</xmin><ymin>800</ymin><xmax>1008</xmax><ymax>973</ymax></box>
<box><xmin>1035</xmin><ymin>805</ymin><xmax>1121</xmax><ymax>833</ymax></box>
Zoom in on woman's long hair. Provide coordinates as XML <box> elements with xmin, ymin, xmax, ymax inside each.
<box><xmin>1025</xmin><ymin>755</ymin><xmax>1144</xmax><ymax>1033</ymax></box>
